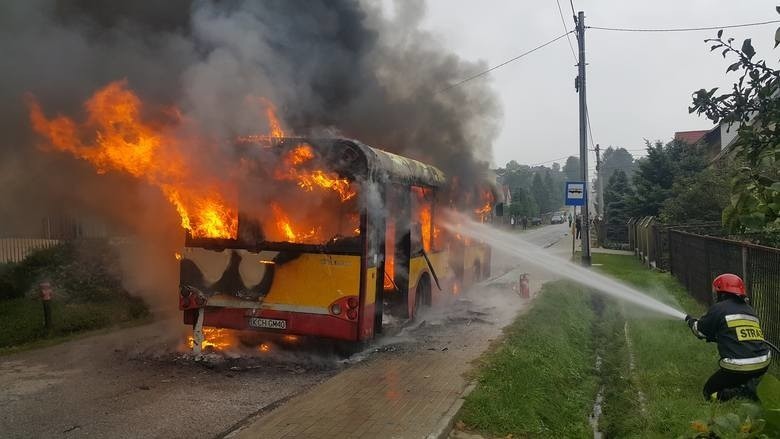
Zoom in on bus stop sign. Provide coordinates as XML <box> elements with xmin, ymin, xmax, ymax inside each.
<box><xmin>565</xmin><ymin>181</ymin><xmax>586</xmax><ymax>206</ymax></box>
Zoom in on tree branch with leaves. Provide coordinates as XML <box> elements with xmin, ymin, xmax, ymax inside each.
<box><xmin>689</xmin><ymin>18</ymin><xmax>780</xmax><ymax>232</ymax></box>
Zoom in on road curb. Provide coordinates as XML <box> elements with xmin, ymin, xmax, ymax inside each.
<box><xmin>426</xmin><ymin>382</ymin><xmax>477</xmax><ymax>439</ymax></box>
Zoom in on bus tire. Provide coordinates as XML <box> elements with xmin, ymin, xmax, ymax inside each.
<box><xmin>414</xmin><ymin>274</ymin><xmax>432</xmax><ymax>318</ymax></box>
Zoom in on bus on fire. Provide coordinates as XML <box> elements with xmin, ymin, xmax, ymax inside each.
<box><xmin>177</xmin><ymin>137</ymin><xmax>499</xmax><ymax>351</ymax></box>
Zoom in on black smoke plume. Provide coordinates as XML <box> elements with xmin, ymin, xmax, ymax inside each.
<box><xmin>0</xmin><ymin>0</ymin><xmax>501</xmax><ymax>307</ymax></box>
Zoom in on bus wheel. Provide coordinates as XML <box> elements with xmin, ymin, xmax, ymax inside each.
<box><xmin>414</xmin><ymin>274</ymin><xmax>432</xmax><ymax>318</ymax></box>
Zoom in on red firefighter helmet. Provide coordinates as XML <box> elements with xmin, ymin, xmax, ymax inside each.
<box><xmin>712</xmin><ymin>273</ymin><xmax>746</xmax><ymax>297</ymax></box>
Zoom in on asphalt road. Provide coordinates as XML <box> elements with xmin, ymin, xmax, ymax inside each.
<box><xmin>0</xmin><ymin>223</ymin><xmax>569</xmax><ymax>439</ymax></box>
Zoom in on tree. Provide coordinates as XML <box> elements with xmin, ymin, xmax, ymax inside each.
<box><xmin>507</xmin><ymin>186</ymin><xmax>538</xmax><ymax>218</ymax></box>
<box><xmin>660</xmin><ymin>167</ymin><xmax>730</xmax><ymax>224</ymax></box>
<box><xmin>531</xmin><ymin>172</ymin><xmax>549</xmax><ymax>214</ymax></box>
<box><xmin>689</xmin><ymin>22</ymin><xmax>780</xmax><ymax>232</ymax></box>
<box><xmin>543</xmin><ymin>170</ymin><xmax>562</xmax><ymax>210</ymax></box>
<box><xmin>499</xmin><ymin>162</ymin><xmax>533</xmax><ymax>193</ymax></box>
<box><xmin>604</xmin><ymin>169</ymin><xmax>634</xmax><ymax>228</ymax></box>
<box><xmin>630</xmin><ymin>141</ymin><xmax>676</xmax><ymax>217</ymax></box>
<box><xmin>630</xmin><ymin>139</ymin><xmax>707</xmax><ymax>217</ymax></box>
<box><xmin>563</xmin><ymin>156</ymin><xmax>580</xmax><ymax>181</ymax></box>
<box><xmin>601</xmin><ymin>147</ymin><xmax>636</xmax><ymax>183</ymax></box>
<box><xmin>505</xmin><ymin>160</ymin><xmax>522</xmax><ymax>172</ymax></box>
<box><xmin>497</xmin><ymin>159</ymin><xmax>567</xmax><ymax>217</ymax></box>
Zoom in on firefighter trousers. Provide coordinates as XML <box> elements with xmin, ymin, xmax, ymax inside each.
<box><xmin>702</xmin><ymin>367</ymin><xmax>767</xmax><ymax>401</ymax></box>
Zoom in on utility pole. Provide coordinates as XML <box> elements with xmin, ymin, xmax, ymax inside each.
<box><xmin>576</xmin><ymin>10</ymin><xmax>591</xmax><ymax>266</ymax></box>
<box><xmin>595</xmin><ymin>143</ymin><xmax>603</xmax><ymax>217</ymax></box>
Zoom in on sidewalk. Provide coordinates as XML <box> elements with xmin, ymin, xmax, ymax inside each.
<box><xmin>226</xmin><ymin>334</ymin><xmax>491</xmax><ymax>439</ymax></box>
<box><xmin>224</xmin><ymin>269</ymin><xmax>536</xmax><ymax>439</ymax></box>
<box><xmin>226</xmin><ymin>237</ymin><xmax>570</xmax><ymax>439</ymax></box>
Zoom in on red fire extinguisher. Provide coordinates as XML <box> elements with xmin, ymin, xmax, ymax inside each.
<box><xmin>519</xmin><ymin>274</ymin><xmax>530</xmax><ymax>299</ymax></box>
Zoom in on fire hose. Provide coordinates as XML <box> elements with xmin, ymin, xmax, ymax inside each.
<box><xmin>765</xmin><ymin>340</ymin><xmax>780</xmax><ymax>356</ymax></box>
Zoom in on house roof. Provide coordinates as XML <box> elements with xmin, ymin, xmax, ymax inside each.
<box><xmin>674</xmin><ymin>130</ymin><xmax>709</xmax><ymax>145</ymax></box>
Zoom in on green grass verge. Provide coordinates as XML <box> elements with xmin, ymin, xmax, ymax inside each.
<box><xmin>458</xmin><ymin>280</ymin><xmax>598</xmax><ymax>438</ymax></box>
<box><xmin>0</xmin><ymin>296</ymin><xmax>148</xmax><ymax>353</ymax></box>
<box><xmin>593</xmin><ymin>253</ymin><xmax>778</xmax><ymax>438</ymax></box>
<box><xmin>0</xmin><ymin>240</ymin><xmax>151</xmax><ymax>353</ymax></box>
<box><xmin>458</xmin><ymin>253</ymin><xmax>777</xmax><ymax>438</ymax></box>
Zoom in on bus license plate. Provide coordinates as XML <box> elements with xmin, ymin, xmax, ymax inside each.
<box><xmin>248</xmin><ymin>317</ymin><xmax>287</xmax><ymax>330</ymax></box>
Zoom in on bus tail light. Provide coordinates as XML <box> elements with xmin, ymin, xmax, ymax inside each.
<box><xmin>329</xmin><ymin>296</ymin><xmax>359</xmax><ymax>320</ymax></box>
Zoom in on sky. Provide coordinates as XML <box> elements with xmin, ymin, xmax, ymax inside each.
<box><xmin>417</xmin><ymin>0</ymin><xmax>779</xmax><ymax>173</ymax></box>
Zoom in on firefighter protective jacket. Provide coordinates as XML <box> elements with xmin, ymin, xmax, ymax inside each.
<box><xmin>692</xmin><ymin>298</ymin><xmax>771</xmax><ymax>372</ymax></box>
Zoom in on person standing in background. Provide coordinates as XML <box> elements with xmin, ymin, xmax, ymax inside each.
<box><xmin>575</xmin><ymin>215</ymin><xmax>581</xmax><ymax>239</ymax></box>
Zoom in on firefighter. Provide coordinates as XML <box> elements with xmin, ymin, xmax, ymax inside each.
<box><xmin>685</xmin><ymin>273</ymin><xmax>771</xmax><ymax>401</ymax></box>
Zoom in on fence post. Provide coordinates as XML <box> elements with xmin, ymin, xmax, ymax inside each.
<box><xmin>648</xmin><ymin>218</ymin><xmax>657</xmax><ymax>268</ymax></box>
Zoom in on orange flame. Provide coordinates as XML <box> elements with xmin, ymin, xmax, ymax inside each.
<box><xmin>384</xmin><ymin>219</ymin><xmax>395</xmax><ymax>289</ymax></box>
<box><xmin>420</xmin><ymin>205</ymin><xmax>432</xmax><ymax>252</ymax></box>
<box><xmin>276</xmin><ymin>144</ymin><xmax>356</xmax><ymax>202</ymax></box>
<box><xmin>412</xmin><ymin>186</ymin><xmax>432</xmax><ymax>251</ymax></box>
<box><xmin>187</xmin><ymin>328</ymin><xmax>237</xmax><ymax>351</ymax></box>
<box><xmin>264</xmin><ymin>100</ymin><xmax>285</xmax><ymax>138</ymax></box>
<box><xmin>474</xmin><ymin>203</ymin><xmax>491</xmax><ymax>216</ymax></box>
<box><xmin>271</xmin><ymin>203</ymin><xmax>319</xmax><ymax>243</ymax></box>
<box><xmin>236</xmin><ymin>97</ymin><xmax>285</xmax><ymax>143</ymax></box>
<box><xmin>29</xmin><ymin>81</ymin><xmax>356</xmax><ymax>244</ymax></box>
<box><xmin>27</xmin><ymin>80</ymin><xmax>237</xmax><ymax>239</ymax></box>
<box><xmin>474</xmin><ymin>190</ymin><xmax>495</xmax><ymax>223</ymax></box>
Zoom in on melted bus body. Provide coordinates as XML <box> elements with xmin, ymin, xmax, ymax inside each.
<box><xmin>178</xmin><ymin>138</ymin><xmax>494</xmax><ymax>343</ymax></box>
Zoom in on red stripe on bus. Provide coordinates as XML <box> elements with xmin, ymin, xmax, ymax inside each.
<box><xmin>184</xmin><ymin>307</ymin><xmax>359</xmax><ymax>341</ymax></box>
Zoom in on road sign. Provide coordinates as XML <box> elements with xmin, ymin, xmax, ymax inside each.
<box><xmin>565</xmin><ymin>181</ymin><xmax>586</xmax><ymax>206</ymax></box>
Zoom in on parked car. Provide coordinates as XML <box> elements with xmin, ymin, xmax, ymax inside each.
<box><xmin>550</xmin><ymin>214</ymin><xmax>564</xmax><ymax>224</ymax></box>
<box><xmin>530</xmin><ymin>217</ymin><xmax>542</xmax><ymax>226</ymax></box>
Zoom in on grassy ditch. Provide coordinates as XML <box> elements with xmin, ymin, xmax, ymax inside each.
<box><xmin>0</xmin><ymin>240</ymin><xmax>148</xmax><ymax>352</ymax></box>
<box><xmin>457</xmin><ymin>254</ymin><xmax>778</xmax><ymax>438</ymax></box>
<box><xmin>593</xmin><ymin>253</ymin><xmax>778</xmax><ymax>438</ymax></box>
<box><xmin>458</xmin><ymin>280</ymin><xmax>599</xmax><ymax>438</ymax></box>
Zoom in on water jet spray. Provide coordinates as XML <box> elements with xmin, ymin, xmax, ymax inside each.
<box><xmin>443</xmin><ymin>211</ymin><xmax>687</xmax><ymax>320</ymax></box>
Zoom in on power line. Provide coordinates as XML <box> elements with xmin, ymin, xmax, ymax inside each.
<box><xmin>555</xmin><ymin>0</ymin><xmax>578</xmax><ymax>63</ymax></box>
<box><xmin>585</xmin><ymin>102</ymin><xmax>596</xmax><ymax>148</ymax></box>
<box><xmin>568</xmin><ymin>0</ymin><xmax>576</xmax><ymax>19</ymax></box>
<box><xmin>587</xmin><ymin>19</ymin><xmax>780</xmax><ymax>33</ymax></box>
<box><xmin>527</xmin><ymin>155</ymin><xmax>571</xmax><ymax>167</ymax></box>
<box><xmin>438</xmin><ymin>31</ymin><xmax>574</xmax><ymax>93</ymax></box>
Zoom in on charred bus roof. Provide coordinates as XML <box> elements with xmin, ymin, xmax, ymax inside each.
<box><xmin>239</xmin><ymin>137</ymin><xmax>446</xmax><ymax>188</ymax></box>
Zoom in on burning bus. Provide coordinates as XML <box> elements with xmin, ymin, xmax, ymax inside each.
<box><xmin>178</xmin><ymin>137</ymin><xmax>498</xmax><ymax>350</ymax></box>
<box><xmin>25</xmin><ymin>81</ymin><xmax>498</xmax><ymax>351</ymax></box>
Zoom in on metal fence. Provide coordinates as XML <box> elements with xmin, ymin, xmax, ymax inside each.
<box><xmin>628</xmin><ymin>217</ymin><xmax>721</xmax><ymax>270</ymax></box>
<box><xmin>669</xmin><ymin>230</ymin><xmax>780</xmax><ymax>356</ymax></box>
<box><xmin>0</xmin><ymin>238</ymin><xmax>62</xmax><ymax>263</ymax></box>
